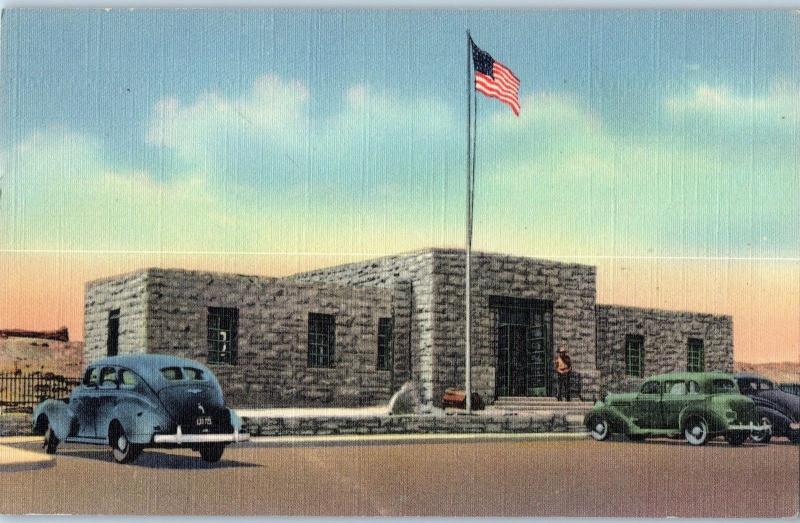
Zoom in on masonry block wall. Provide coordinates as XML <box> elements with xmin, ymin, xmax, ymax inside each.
<box><xmin>596</xmin><ymin>304</ymin><xmax>734</xmax><ymax>393</ymax></box>
<box><xmin>84</xmin><ymin>271</ymin><xmax>149</xmax><ymax>363</ymax></box>
<box><xmin>291</xmin><ymin>251</ymin><xmax>435</xmax><ymax>404</ymax></box>
<box><xmin>431</xmin><ymin>250</ymin><xmax>600</xmax><ymax>404</ymax></box>
<box><xmin>86</xmin><ymin>269</ymin><xmax>402</xmax><ymax>407</ymax></box>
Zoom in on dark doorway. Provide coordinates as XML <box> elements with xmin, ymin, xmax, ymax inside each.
<box><xmin>492</xmin><ymin>297</ymin><xmax>553</xmax><ymax>397</ymax></box>
<box><xmin>107</xmin><ymin>309</ymin><xmax>120</xmax><ymax>356</ymax></box>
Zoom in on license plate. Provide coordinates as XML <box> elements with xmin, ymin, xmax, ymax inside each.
<box><xmin>195</xmin><ymin>416</ymin><xmax>213</xmax><ymax>426</ymax></box>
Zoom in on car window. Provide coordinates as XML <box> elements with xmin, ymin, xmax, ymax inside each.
<box><xmin>99</xmin><ymin>367</ymin><xmax>117</xmax><ymax>388</ymax></box>
<box><xmin>687</xmin><ymin>381</ymin><xmax>701</xmax><ymax>394</ymax></box>
<box><xmin>640</xmin><ymin>381</ymin><xmax>660</xmax><ymax>394</ymax></box>
<box><xmin>161</xmin><ymin>367</ymin><xmax>183</xmax><ymax>381</ymax></box>
<box><xmin>758</xmin><ymin>380</ymin><xmax>774</xmax><ymax>391</ymax></box>
<box><xmin>183</xmin><ymin>367</ymin><xmax>205</xmax><ymax>381</ymax></box>
<box><xmin>711</xmin><ymin>379</ymin><xmax>737</xmax><ymax>393</ymax></box>
<box><xmin>118</xmin><ymin>369</ymin><xmax>140</xmax><ymax>389</ymax></box>
<box><xmin>83</xmin><ymin>367</ymin><xmax>99</xmax><ymax>387</ymax></box>
<box><xmin>666</xmin><ymin>381</ymin><xmax>686</xmax><ymax>395</ymax></box>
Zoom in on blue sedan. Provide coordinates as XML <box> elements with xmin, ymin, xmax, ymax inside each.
<box><xmin>32</xmin><ymin>354</ymin><xmax>249</xmax><ymax>463</ymax></box>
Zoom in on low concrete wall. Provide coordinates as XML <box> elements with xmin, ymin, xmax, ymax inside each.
<box><xmin>243</xmin><ymin>412</ymin><xmax>587</xmax><ymax>437</ymax></box>
<box><xmin>0</xmin><ymin>414</ymin><xmax>31</xmax><ymax>436</ymax></box>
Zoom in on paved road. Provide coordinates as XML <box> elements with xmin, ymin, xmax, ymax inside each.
<box><xmin>1</xmin><ymin>437</ymin><xmax>797</xmax><ymax>517</ymax></box>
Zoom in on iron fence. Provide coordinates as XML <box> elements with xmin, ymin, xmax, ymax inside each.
<box><xmin>0</xmin><ymin>372</ymin><xmax>81</xmax><ymax>412</ymax></box>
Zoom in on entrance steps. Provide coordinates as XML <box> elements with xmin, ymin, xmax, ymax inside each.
<box><xmin>487</xmin><ymin>397</ymin><xmax>595</xmax><ymax>416</ymax></box>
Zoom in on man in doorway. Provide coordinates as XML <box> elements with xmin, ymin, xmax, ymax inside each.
<box><xmin>555</xmin><ymin>345</ymin><xmax>572</xmax><ymax>401</ymax></box>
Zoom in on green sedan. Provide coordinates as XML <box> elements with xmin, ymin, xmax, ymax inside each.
<box><xmin>586</xmin><ymin>372</ymin><xmax>770</xmax><ymax>446</ymax></box>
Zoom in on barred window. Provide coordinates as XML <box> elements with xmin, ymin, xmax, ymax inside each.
<box><xmin>308</xmin><ymin>313</ymin><xmax>335</xmax><ymax>368</ymax></box>
<box><xmin>687</xmin><ymin>338</ymin><xmax>705</xmax><ymax>372</ymax></box>
<box><xmin>625</xmin><ymin>335</ymin><xmax>644</xmax><ymax>377</ymax></box>
<box><xmin>207</xmin><ymin>307</ymin><xmax>238</xmax><ymax>364</ymax></box>
<box><xmin>377</xmin><ymin>318</ymin><xmax>393</xmax><ymax>371</ymax></box>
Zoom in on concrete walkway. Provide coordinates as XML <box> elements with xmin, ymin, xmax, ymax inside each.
<box><xmin>236</xmin><ymin>406</ymin><xmax>391</xmax><ymax>418</ymax></box>
<box><xmin>0</xmin><ymin>442</ymin><xmax>53</xmax><ymax>471</ymax></box>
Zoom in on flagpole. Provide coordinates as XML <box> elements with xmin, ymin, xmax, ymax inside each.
<box><xmin>465</xmin><ymin>30</ymin><xmax>473</xmax><ymax>413</ymax></box>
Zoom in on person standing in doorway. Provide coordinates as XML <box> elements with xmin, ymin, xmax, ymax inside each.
<box><xmin>555</xmin><ymin>346</ymin><xmax>572</xmax><ymax>401</ymax></box>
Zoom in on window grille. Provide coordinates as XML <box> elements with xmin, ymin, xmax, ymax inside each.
<box><xmin>624</xmin><ymin>335</ymin><xmax>644</xmax><ymax>377</ymax></box>
<box><xmin>308</xmin><ymin>313</ymin><xmax>335</xmax><ymax>368</ymax></box>
<box><xmin>377</xmin><ymin>318</ymin><xmax>393</xmax><ymax>371</ymax></box>
<box><xmin>207</xmin><ymin>307</ymin><xmax>238</xmax><ymax>364</ymax></box>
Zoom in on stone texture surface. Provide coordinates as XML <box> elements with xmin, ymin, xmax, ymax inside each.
<box><xmin>84</xmin><ymin>270</ymin><xmax>149</xmax><ymax>363</ymax></box>
<box><xmin>0</xmin><ymin>414</ymin><xmax>31</xmax><ymax>436</ymax></box>
<box><xmin>295</xmin><ymin>249</ymin><xmax>601</xmax><ymax>405</ymax></box>
<box><xmin>596</xmin><ymin>304</ymin><xmax>734</xmax><ymax>393</ymax></box>
<box><xmin>242</xmin><ymin>412</ymin><xmax>587</xmax><ymax>437</ymax></box>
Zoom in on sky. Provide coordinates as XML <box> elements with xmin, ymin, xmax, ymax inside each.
<box><xmin>0</xmin><ymin>9</ymin><xmax>798</xmax><ymax>363</ymax></box>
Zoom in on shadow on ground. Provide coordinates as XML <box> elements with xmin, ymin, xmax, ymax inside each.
<box><xmin>39</xmin><ymin>447</ymin><xmax>260</xmax><ymax>469</ymax></box>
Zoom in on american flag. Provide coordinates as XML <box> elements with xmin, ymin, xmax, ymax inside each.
<box><xmin>470</xmin><ymin>38</ymin><xmax>520</xmax><ymax>116</ymax></box>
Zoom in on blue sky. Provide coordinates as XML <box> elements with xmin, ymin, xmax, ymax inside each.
<box><xmin>2</xmin><ymin>9</ymin><xmax>797</xmax><ymax>259</ymax></box>
<box><xmin>1</xmin><ymin>9</ymin><xmax>798</xmax><ymax>361</ymax></box>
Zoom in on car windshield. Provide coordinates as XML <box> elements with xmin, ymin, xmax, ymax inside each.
<box><xmin>160</xmin><ymin>366</ymin><xmax>207</xmax><ymax>381</ymax></box>
<box><xmin>711</xmin><ymin>379</ymin><xmax>737</xmax><ymax>393</ymax></box>
<box><xmin>160</xmin><ymin>367</ymin><xmax>183</xmax><ymax>381</ymax></box>
<box><xmin>183</xmin><ymin>367</ymin><xmax>205</xmax><ymax>381</ymax></box>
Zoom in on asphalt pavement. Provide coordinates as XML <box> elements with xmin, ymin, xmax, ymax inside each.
<box><xmin>0</xmin><ymin>436</ymin><xmax>797</xmax><ymax>517</ymax></box>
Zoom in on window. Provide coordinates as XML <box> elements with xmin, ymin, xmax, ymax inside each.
<box><xmin>207</xmin><ymin>307</ymin><xmax>238</xmax><ymax>364</ymax></box>
<box><xmin>688</xmin><ymin>381</ymin><xmax>701</xmax><ymax>394</ymax></box>
<box><xmin>107</xmin><ymin>309</ymin><xmax>120</xmax><ymax>356</ymax></box>
<box><xmin>624</xmin><ymin>335</ymin><xmax>644</xmax><ymax>377</ymax></box>
<box><xmin>161</xmin><ymin>367</ymin><xmax>183</xmax><ymax>381</ymax></box>
<box><xmin>183</xmin><ymin>367</ymin><xmax>205</xmax><ymax>381</ymax></box>
<box><xmin>711</xmin><ymin>379</ymin><xmax>736</xmax><ymax>393</ymax></box>
<box><xmin>308</xmin><ymin>313</ymin><xmax>335</xmax><ymax>368</ymax></box>
<box><xmin>665</xmin><ymin>381</ymin><xmax>687</xmax><ymax>395</ymax></box>
<box><xmin>99</xmin><ymin>367</ymin><xmax>117</xmax><ymax>388</ymax></box>
<box><xmin>118</xmin><ymin>369</ymin><xmax>140</xmax><ymax>389</ymax></box>
<box><xmin>83</xmin><ymin>367</ymin><xmax>99</xmax><ymax>387</ymax></box>
<box><xmin>377</xmin><ymin>318</ymin><xmax>393</xmax><ymax>371</ymax></box>
<box><xmin>687</xmin><ymin>338</ymin><xmax>705</xmax><ymax>372</ymax></box>
<box><xmin>641</xmin><ymin>381</ymin><xmax>660</xmax><ymax>394</ymax></box>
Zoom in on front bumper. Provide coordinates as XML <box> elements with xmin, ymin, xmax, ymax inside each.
<box><xmin>153</xmin><ymin>425</ymin><xmax>250</xmax><ymax>444</ymax></box>
<box><xmin>727</xmin><ymin>422</ymin><xmax>771</xmax><ymax>432</ymax></box>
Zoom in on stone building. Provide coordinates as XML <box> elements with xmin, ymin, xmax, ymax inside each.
<box><xmin>84</xmin><ymin>248</ymin><xmax>733</xmax><ymax>407</ymax></box>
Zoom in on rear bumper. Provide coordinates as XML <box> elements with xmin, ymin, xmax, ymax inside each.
<box><xmin>153</xmin><ymin>425</ymin><xmax>249</xmax><ymax>444</ymax></box>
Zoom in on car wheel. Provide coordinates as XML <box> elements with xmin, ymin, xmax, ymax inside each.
<box><xmin>109</xmin><ymin>422</ymin><xmax>143</xmax><ymax>464</ymax></box>
<box><xmin>589</xmin><ymin>416</ymin><xmax>610</xmax><ymax>441</ymax></box>
<box><xmin>198</xmin><ymin>443</ymin><xmax>225</xmax><ymax>463</ymax></box>
<box><xmin>42</xmin><ymin>420</ymin><xmax>59</xmax><ymax>455</ymax></box>
<box><xmin>750</xmin><ymin>417</ymin><xmax>772</xmax><ymax>444</ymax></box>
<box><xmin>725</xmin><ymin>432</ymin><xmax>748</xmax><ymax>446</ymax></box>
<box><xmin>684</xmin><ymin>417</ymin><xmax>709</xmax><ymax>446</ymax></box>
<box><xmin>790</xmin><ymin>433</ymin><xmax>800</xmax><ymax>445</ymax></box>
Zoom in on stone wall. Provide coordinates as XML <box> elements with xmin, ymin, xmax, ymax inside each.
<box><xmin>0</xmin><ymin>414</ymin><xmax>31</xmax><ymax>436</ymax></box>
<box><xmin>243</xmin><ymin>412</ymin><xmax>587</xmax><ymax>437</ymax></box>
<box><xmin>291</xmin><ymin>251</ymin><xmax>436</xmax><ymax>404</ymax></box>
<box><xmin>84</xmin><ymin>270</ymin><xmax>149</xmax><ymax>364</ymax></box>
<box><xmin>431</xmin><ymin>250</ymin><xmax>600</xmax><ymax>404</ymax></box>
<box><xmin>596</xmin><ymin>304</ymin><xmax>734</xmax><ymax>393</ymax></box>
<box><xmin>144</xmin><ymin>269</ymin><xmax>402</xmax><ymax>407</ymax></box>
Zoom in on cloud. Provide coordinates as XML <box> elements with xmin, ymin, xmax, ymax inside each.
<box><xmin>3</xmin><ymin>76</ymin><xmax>798</xmax><ymax>260</ymax></box>
<box><xmin>665</xmin><ymin>83</ymin><xmax>799</xmax><ymax>137</ymax></box>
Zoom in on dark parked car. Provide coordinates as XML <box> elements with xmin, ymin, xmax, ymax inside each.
<box><xmin>32</xmin><ymin>354</ymin><xmax>249</xmax><ymax>463</ymax></box>
<box><xmin>778</xmin><ymin>383</ymin><xmax>800</xmax><ymax>397</ymax></box>
<box><xmin>586</xmin><ymin>372</ymin><xmax>768</xmax><ymax>446</ymax></box>
<box><xmin>735</xmin><ymin>373</ymin><xmax>800</xmax><ymax>444</ymax></box>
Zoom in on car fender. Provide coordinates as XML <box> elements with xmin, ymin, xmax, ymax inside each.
<box><xmin>755</xmin><ymin>406</ymin><xmax>792</xmax><ymax>436</ymax></box>
<box><xmin>585</xmin><ymin>404</ymin><xmax>635</xmax><ymax>434</ymax></box>
<box><xmin>679</xmin><ymin>405</ymin><xmax>725</xmax><ymax>433</ymax></box>
<box><xmin>32</xmin><ymin>399</ymin><xmax>76</xmax><ymax>441</ymax></box>
<box><xmin>106</xmin><ymin>397</ymin><xmax>171</xmax><ymax>445</ymax></box>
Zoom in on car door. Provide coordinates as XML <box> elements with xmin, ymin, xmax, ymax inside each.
<box><xmin>71</xmin><ymin>366</ymin><xmax>100</xmax><ymax>438</ymax></box>
<box><xmin>634</xmin><ymin>380</ymin><xmax>662</xmax><ymax>429</ymax></box>
<box><xmin>94</xmin><ymin>366</ymin><xmax>119</xmax><ymax>440</ymax></box>
<box><xmin>660</xmin><ymin>380</ymin><xmax>688</xmax><ymax>429</ymax></box>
